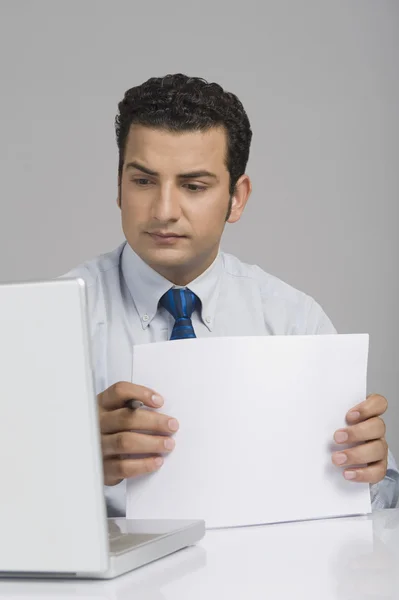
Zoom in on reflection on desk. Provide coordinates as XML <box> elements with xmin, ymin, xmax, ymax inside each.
<box><xmin>0</xmin><ymin>509</ymin><xmax>399</xmax><ymax>600</ymax></box>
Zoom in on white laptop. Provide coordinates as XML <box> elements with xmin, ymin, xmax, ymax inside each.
<box><xmin>0</xmin><ymin>277</ymin><xmax>205</xmax><ymax>579</ymax></box>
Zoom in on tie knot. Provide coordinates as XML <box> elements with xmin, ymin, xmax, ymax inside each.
<box><xmin>160</xmin><ymin>288</ymin><xmax>199</xmax><ymax>321</ymax></box>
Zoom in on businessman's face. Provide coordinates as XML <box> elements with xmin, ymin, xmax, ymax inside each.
<box><xmin>118</xmin><ymin>125</ymin><xmax>250</xmax><ymax>285</ymax></box>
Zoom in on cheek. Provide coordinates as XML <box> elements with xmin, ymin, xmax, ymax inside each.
<box><xmin>120</xmin><ymin>192</ymin><xmax>149</xmax><ymax>223</ymax></box>
<box><xmin>188</xmin><ymin>202</ymin><xmax>227</xmax><ymax>238</ymax></box>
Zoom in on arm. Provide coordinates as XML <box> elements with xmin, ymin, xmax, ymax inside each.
<box><xmin>370</xmin><ymin>449</ymin><xmax>399</xmax><ymax>509</ymax></box>
<box><xmin>307</xmin><ymin>298</ymin><xmax>399</xmax><ymax>509</ymax></box>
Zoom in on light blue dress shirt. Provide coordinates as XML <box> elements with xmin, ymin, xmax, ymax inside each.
<box><xmin>63</xmin><ymin>241</ymin><xmax>399</xmax><ymax>516</ymax></box>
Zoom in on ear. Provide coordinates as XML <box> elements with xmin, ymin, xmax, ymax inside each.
<box><xmin>117</xmin><ymin>174</ymin><xmax>121</xmax><ymax>208</ymax></box>
<box><xmin>227</xmin><ymin>174</ymin><xmax>252</xmax><ymax>224</ymax></box>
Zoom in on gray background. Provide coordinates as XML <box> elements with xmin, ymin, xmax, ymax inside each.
<box><xmin>0</xmin><ymin>1</ymin><xmax>398</xmax><ymax>456</ymax></box>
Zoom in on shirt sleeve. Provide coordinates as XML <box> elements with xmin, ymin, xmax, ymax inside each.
<box><xmin>303</xmin><ymin>297</ymin><xmax>337</xmax><ymax>335</ymax></box>
<box><xmin>306</xmin><ymin>297</ymin><xmax>399</xmax><ymax>510</ymax></box>
<box><xmin>370</xmin><ymin>450</ymin><xmax>399</xmax><ymax>510</ymax></box>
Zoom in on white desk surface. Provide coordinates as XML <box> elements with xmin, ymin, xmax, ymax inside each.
<box><xmin>1</xmin><ymin>509</ymin><xmax>399</xmax><ymax>599</ymax></box>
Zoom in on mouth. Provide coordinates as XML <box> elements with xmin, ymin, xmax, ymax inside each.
<box><xmin>147</xmin><ymin>231</ymin><xmax>187</xmax><ymax>244</ymax></box>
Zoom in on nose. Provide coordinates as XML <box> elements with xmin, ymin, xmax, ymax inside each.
<box><xmin>151</xmin><ymin>183</ymin><xmax>182</xmax><ymax>223</ymax></box>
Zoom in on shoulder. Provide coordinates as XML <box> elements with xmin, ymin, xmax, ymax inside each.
<box><xmin>60</xmin><ymin>243</ymin><xmax>125</xmax><ymax>289</ymax></box>
<box><xmin>220</xmin><ymin>251</ymin><xmax>336</xmax><ymax>334</ymax></box>
<box><xmin>221</xmin><ymin>251</ymin><xmax>310</xmax><ymax>306</ymax></box>
<box><xmin>221</xmin><ymin>252</ymin><xmax>304</xmax><ymax>297</ymax></box>
<box><xmin>59</xmin><ymin>243</ymin><xmax>126</xmax><ymax>328</ymax></box>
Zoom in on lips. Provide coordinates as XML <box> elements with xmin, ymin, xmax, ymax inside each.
<box><xmin>146</xmin><ymin>231</ymin><xmax>187</xmax><ymax>245</ymax></box>
<box><xmin>148</xmin><ymin>232</ymin><xmax>184</xmax><ymax>239</ymax></box>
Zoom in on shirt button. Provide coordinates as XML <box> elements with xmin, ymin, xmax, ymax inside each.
<box><xmin>142</xmin><ymin>314</ymin><xmax>150</xmax><ymax>322</ymax></box>
<box><xmin>205</xmin><ymin>316</ymin><xmax>211</xmax><ymax>324</ymax></box>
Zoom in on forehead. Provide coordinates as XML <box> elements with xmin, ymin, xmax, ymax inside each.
<box><xmin>124</xmin><ymin>125</ymin><xmax>228</xmax><ymax>172</ymax></box>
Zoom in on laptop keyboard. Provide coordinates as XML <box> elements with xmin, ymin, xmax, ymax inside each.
<box><xmin>109</xmin><ymin>530</ymin><xmax>161</xmax><ymax>555</ymax></box>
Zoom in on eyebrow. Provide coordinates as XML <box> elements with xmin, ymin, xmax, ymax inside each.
<box><xmin>125</xmin><ymin>161</ymin><xmax>218</xmax><ymax>180</ymax></box>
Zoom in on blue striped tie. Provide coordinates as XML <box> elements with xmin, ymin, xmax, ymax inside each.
<box><xmin>160</xmin><ymin>288</ymin><xmax>199</xmax><ymax>340</ymax></box>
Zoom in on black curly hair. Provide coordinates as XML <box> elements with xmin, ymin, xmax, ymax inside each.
<box><xmin>115</xmin><ymin>73</ymin><xmax>252</xmax><ymax>197</ymax></box>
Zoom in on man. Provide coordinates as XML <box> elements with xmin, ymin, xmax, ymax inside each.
<box><xmin>63</xmin><ymin>73</ymin><xmax>398</xmax><ymax>517</ymax></box>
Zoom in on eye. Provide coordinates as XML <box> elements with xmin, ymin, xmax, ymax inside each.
<box><xmin>133</xmin><ymin>178</ymin><xmax>152</xmax><ymax>186</ymax></box>
<box><xmin>184</xmin><ymin>184</ymin><xmax>207</xmax><ymax>192</ymax></box>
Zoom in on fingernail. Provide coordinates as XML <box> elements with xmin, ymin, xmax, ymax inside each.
<box><xmin>164</xmin><ymin>437</ymin><xmax>175</xmax><ymax>451</ymax></box>
<box><xmin>168</xmin><ymin>418</ymin><xmax>179</xmax><ymax>432</ymax></box>
<box><xmin>334</xmin><ymin>431</ymin><xmax>348</xmax><ymax>443</ymax></box>
<box><xmin>344</xmin><ymin>470</ymin><xmax>357</xmax><ymax>480</ymax></box>
<box><xmin>333</xmin><ymin>453</ymin><xmax>347</xmax><ymax>465</ymax></box>
<box><xmin>154</xmin><ymin>457</ymin><xmax>164</xmax><ymax>468</ymax></box>
<box><xmin>348</xmin><ymin>411</ymin><xmax>360</xmax><ymax>422</ymax></box>
<box><xmin>152</xmin><ymin>394</ymin><xmax>163</xmax><ymax>407</ymax></box>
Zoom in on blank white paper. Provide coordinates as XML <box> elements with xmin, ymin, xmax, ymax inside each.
<box><xmin>126</xmin><ymin>334</ymin><xmax>372</xmax><ymax>528</ymax></box>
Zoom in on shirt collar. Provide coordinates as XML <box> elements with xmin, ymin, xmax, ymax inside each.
<box><xmin>120</xmin><ymin>242</ymin><xmax>222</xmax><ymax>331</ymax></box>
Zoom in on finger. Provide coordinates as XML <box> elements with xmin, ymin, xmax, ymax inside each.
<box><xmin>100</xmin><ymin>406</ymin><xmax>179</xmax><ymax>435</ymax></box>
<box><xmin>104</xmin><ymin>456</ymin><xmax>164</xmax><ymax>486</ymax></box>
<box><xmin>334</xmin><ymin>417</ymin><xmax>386</xmax><ymax>445</ymax></box>
<box><xmin>342</xmin><ymin>460</ymin><xmax>388</xmax><ymax>484</ymax></box>
<box><xmin>332</xmin><ymin>439</ymin><xmax>387</xmax><ymax>468</ymax></box>
<box><xmin>102</xmin><ymin>430</ymin><xmax>176</xmax><ymax>458</ymax></box>
<box><xmin>99</xmin><ymin>381</ymin><xmax>163</xmax><ymax>411</ymax></box>
<box><xmin>346</xmin><ymin>394</ymin><xmax>388</xmax><ymax>424</ymax></box>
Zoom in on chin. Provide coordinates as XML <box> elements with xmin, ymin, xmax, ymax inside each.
<box><xmin>142</xmin><ymin>247</ymin><xmax>191</xmax><ymax>267</ymax></box>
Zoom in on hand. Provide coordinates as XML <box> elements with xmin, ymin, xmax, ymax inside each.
<box><xmin>98</xmin><ymin>381</ymin><xmax>179</xmax><ymax>486</ymax></box>
<box><xmin>332</xmin><ymin>394</ymin><xmax>388</xmax><ymax>483</ymax></box>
